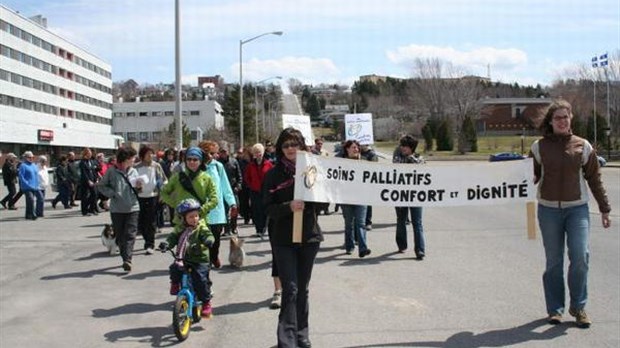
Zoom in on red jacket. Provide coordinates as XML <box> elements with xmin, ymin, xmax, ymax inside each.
<box><xmin>244</xmin><ymin>159</ymin><xmax>273</xmax><ymax>192</ymax></box>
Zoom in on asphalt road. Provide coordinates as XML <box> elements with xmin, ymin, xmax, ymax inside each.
<box><xmin>0</xmin><ymin>166</ymin><xmax>618</xmax><ymax>348</ymax></box>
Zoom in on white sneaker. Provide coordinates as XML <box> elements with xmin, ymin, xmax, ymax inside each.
<box><xmin>270</xmin><ymin>291</ymin><xmax>282</xmax><ymax>309</ymax></box>
<box><xmin>145</xmin><ymin>248</ymin><xmax>154</xmax><ymax>255</ymax></box>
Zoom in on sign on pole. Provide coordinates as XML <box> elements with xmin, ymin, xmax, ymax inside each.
<box><xmin>282</xmin><ymin>114</ymin><xmax>313</xmax><ymax>146</ymax></box>
<box><xmin>345</xmin><ymin>113</ymin><xmax>374</xmax><ymax>145</ymax></box>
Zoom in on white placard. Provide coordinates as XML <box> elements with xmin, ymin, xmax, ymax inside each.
<box><xmin>344</xmin><ymin>113</ymin><xmax>373</xmax><ymax>145</ymax></box>
<box><xmin>294</xmin><ymin>152</ymin><xmax>535</xmax><ymax>207</ymax></box>
<box><xmin>282</xmin><ymin>114</ymin><xmax>314</xmax><ymax>146</ymax></box>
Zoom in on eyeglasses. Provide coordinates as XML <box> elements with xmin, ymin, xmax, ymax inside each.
<box><xmin>282</xmin><ymin>142</ymin><xmax>300</xmax><ymax>149</ymax></box>
<box><xmin>186</xmin><ymin>157</ymin><xmax>201</xmax><ymax>162</ymax></box>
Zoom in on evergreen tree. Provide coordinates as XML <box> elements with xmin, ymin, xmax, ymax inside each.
<box><xmin>587</xmin><ymin>113</ymin><xmax>609</xmax><ymax>150</ymax></box>
<box><xmin>306</xmin><ymin>94</ymin><xmax>322</xmax><ymax>118</ymax></box>
<box><xmin>422</xmin><ymin>124</ymin><xmax>433</xmax><ymax>152</ymax></box>
<box><xmin>458</xmin><ymin>116</ymin><xmax>477</xmax><ymax>153</ymax></box>
<box><xmin>165</xmin><ymin>120</ymin><xmax>192</xmax><ymax>148</ymax></box>
<box><xmin>221</xmin><ymin>85</ymin><xmax>255</xmax><ymax>146</ymax></box>
<box><xmin>435</xmin><ymin>120</ymin><xmax>454</xmax><ymax>151</ymax></box>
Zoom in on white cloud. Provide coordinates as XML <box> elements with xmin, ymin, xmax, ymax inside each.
<box><xmin>232</xmin><ymin>56</ymin><xmax>341</xmax><ymax>86</ymax></box>
<box><xmin>387</xmin><ymin>44</ymin><xmax>528</xmax><ymax>76</ymax></box>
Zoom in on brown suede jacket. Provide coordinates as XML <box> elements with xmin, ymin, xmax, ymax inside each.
<box><xmin>530</xmin><ymin>133</ymin><xmax>610</xmax><ymax>213</ymax></box>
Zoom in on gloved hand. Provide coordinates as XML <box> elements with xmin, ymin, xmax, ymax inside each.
<box><xmin>158</xmin><ymin>242</ymin><xmax>169</xmax><ymax>252</ymax></box>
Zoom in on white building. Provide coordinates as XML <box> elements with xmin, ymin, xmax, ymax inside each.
<box><xmin>0</xmin><ymin>5</ymin><xmax>121</xmax><ymax>159</ymax></box>
<box><xmin>112</xmin><ymin>99</ymin><xmax>224</xmax><ymax>148</ymax></box>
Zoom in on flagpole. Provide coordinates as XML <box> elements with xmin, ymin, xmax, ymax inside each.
<box><xmin>594</xmin><ymin>78</ymin><xmax>597</xmax><ymax>150</ymax></box>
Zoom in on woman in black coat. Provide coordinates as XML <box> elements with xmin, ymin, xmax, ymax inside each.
<box><xmin>263</xmin><ymin>127</ymin><xmax>323</xmax><ymax>348</ymax></box>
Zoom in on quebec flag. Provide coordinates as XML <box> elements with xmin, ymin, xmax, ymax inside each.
<box><xmin>592</xmin><ymin>56</ymin><xmax>598</xmax><ymax>68</ymax></box>
<box><xmin>600</xmin><ymin>53</ymin><xmax>609</xmax><ymax>67</ymax></box>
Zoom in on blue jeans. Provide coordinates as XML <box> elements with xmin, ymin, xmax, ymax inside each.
<box><xmin>36</xmin><ymin>189</ymin><xmax>45</xmax><ymax>217</ymax></box>
<box><xmin>341</xmin><ymin>204</ymin><xmax>368</xmax><ymax>253</ymax></box>
<box><xmin>395</xmin><ymin>207</ymin><xmax>424</xmax><ymax>253</ymax></box>
<box><xmin>23</xmin><ymin>190</ymin><xmax>43</xmax><ymax>219</ymax></box>
<box><xmin>538</xmin><ymin>204</ymin><xmax>590</xmax><ymax>315</ymax></box>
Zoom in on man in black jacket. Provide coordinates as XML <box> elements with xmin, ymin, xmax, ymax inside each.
<box><xmin>51</xmin><ymin>155</ymin><xmax>72</xmax><ymax>209</ymax></box>
<box><xmin>1</xmin><ymin>153</ymin><xmax>20</xmax><ymax>210</ymax></box>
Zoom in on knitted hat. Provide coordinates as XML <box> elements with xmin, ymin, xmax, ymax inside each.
<box><xmin>185</xmin><ymin>147</ymin><xmax>203</xmax><ymax>161</ymax></box>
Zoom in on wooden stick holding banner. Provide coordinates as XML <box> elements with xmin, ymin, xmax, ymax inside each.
<box><xmin>526</xmin><ymin>201</ymin><xmax>536</xmax><ymax>239</ymax></box>
<box><xmin>293</xmin><ymin>210</ymin><xmax>303</xmax><ymax>243</ymax></box>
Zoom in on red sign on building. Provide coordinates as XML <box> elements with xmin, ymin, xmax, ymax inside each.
<box><xmin>38</xmin><ymin>129</ymin><xmax>54</xmax><ymax>142</ymax></box>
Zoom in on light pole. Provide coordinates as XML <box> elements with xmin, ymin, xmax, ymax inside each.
<box><xmin>604</xmin><ymin>127</ymin><xmax>611</xmax><ymax>161</ymax></box>
<box><xmin>239</xmin><ymin>31</ymin><xmax>283</xmax><ymax>148</ymax></box>
<box><xmin>174</xmin><ymin>0</ymin><xmax>182</xmax><ymax>149</ymax></box>
<box><xmin>254</xmin><ymin>76</ymin><xmax>282</xmax><ymax>143</ymax></box>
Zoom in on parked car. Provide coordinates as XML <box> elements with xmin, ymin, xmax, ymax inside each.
<box><xmin>597</xmin><ymin>155</ymin><xmax>607</xmax><ymax>167</ymax></box>
<box><xmin>489</xmin><ymin>152</ymin><xmax>526</xmax><ymax>162</ymax></box>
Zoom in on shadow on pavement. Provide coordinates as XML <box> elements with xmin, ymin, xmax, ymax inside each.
<box><xmin>215</xmin><ymin>298</ymin><xmax>271</xmax><ymax>316</ymax></box>
<box><xmin>40</xmin><ymin>265</ymin><xmax>123</xmax><ymax>280</ymax></box>
<box><xmin>342</xmin><ymin>319</ymin><xmax>570</xmax><ymax>348</ymax></box>
<box><xmin>74</xmin><ymin>251</ymin><xmax>116</xmax><ymax>261</ymax></box>
<box><xmin>122</xmin><ymin>269</ymin><xmax>169</xmax><ymax>281</ymax></box>
<box><xmin>104</xmin><ymin>325</ymin><xmax>193</xmax><ymax>347</ymax></box>
<box><xmin>215</xmin><ymin>259</ymin><xmax>272</xmax><ymax>274</ymax></box>
<box><xmin>93</xmin><ymin>301</ymin><xmax>170</xmax><ymax>318</ymax></box>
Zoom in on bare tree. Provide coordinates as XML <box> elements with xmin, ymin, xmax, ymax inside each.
<box><xmin>410</xmin><ymin>58</ymin><xmax>447</xmax><ymax>119</ymax></box>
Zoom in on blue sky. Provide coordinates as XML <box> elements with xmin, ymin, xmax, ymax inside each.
<box><xmin>3</xmin><ymin>0</ymin><xmax>619</xmax><ymax>89</ymax></box>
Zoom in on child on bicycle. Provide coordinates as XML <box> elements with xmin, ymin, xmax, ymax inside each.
<box><xmin>160</xmin><ymin>198</ymin><xmax>215</xmax><ymax>317</ymax></box>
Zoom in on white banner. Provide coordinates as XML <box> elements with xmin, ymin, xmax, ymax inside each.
<box><xmin>282</xmin><ymin>114</ymin><xmax>314</xmax><ymax>146</ymax></box>
<box><xmin>345</xmin><ymin>113</ymin><xmax>373</xmax><ymax>145</ymax></box>
<box><xmin>294</xmin><ymin>152</ymin><xmax>535</xmax><ymax>207</ymax></box>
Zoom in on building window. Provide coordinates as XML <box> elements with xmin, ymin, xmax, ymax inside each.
<box><xmin>152</xmin><ymin>111</ymin><xmax>162</xmax><ymax>116</ymax></box>
<box><xmin>164</xmin><ymin>111</ymin><xmax>174</xmax><ymax>116</ymax></box>
<box><xmin>126</xmin><ymin>132</ymin><xmax>137</xmax><ymax>141</ymax></box>
<box><xmin>139</xmin><ymin>132</ymin><xmax>149</xmax><ymax>141</ymax></box>
<box><xmin>190</xmin><ymin>110</ymin><xmax>200</xmax><ymax>116</ymax></box>
<box><xmin>127</xmin><ymin>112</ymin><xmax>136</xmax><ymax>117</ymax></box>
<box><xmin>152</xmin><ymin>131</ymin><xmax>162</xmax><ymax>141</ymax></box>
<box><xmin>139</xmin><ymin>111</ymin><xmax>148</xmax><ymax>117</ymax></box>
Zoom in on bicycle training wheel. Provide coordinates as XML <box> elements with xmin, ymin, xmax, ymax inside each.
<box><xmin>172</xmin><ymin>295</ymin><xmax>192</xmax><ymax>341</ymax></box>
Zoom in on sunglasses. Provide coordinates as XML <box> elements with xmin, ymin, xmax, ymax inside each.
<box><xmin>186</xmin><ymin>157</ymin><xmax>201</xmax><ymax>162</ymax></box>
<box><xmin>282</xmin><ymin>142</ymin><xmax>300</xmax><ymax>149</ymax></box>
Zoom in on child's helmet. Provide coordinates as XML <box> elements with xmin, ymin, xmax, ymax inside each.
<box><xmin>176</xmin><ymin>198</ymin><xmax>201</xmax><ymax>216</ymax></box>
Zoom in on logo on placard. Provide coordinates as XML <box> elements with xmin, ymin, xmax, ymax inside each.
<box><xmin>303</xmin><ymin>165</ymin><xmax>318</xmax><ymax>189</ymax></box>
<box><xmin>347</xmin><ymin>123</ymin><xmax>362</xmax><ymax>137</ymax></box>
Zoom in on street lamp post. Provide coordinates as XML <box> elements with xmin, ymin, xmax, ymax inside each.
<box><xmin>239</xmin><ymin>31</ymin><xmax>283</xmax><ymax>148</ymax></box>
<box><xmin>254</xmin><ymin>76</ymin><xmax>282</xmax><ymax>143</ymax></box>
<box><xmin>604</xmin><ymin>127</ymin><xmax>611</xmax><ymax>161</ymax></box>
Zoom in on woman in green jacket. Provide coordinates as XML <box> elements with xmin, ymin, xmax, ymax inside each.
<box><xmin>160</xmin><ymin>146</ymin><xmax>218</xmax><ymax>228</ymax></box>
